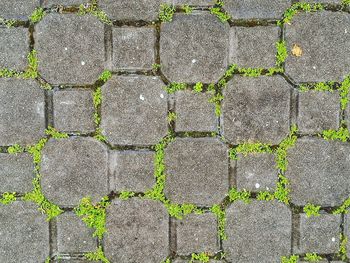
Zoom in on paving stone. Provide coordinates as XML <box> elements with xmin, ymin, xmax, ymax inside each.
<box><xmin>41</xmin><ymin>137</ymin><xmax>108</xmax><ymax>207</ymax></box>
<box><xmin>164</xmin><ymin>138</ymin><xmax>228</xmax><ymax>206</ymax></box>
<box><xmin>165</xmin><ymin>0</ymin><xmax>212</xmax><ymax>5</ymax></box>
<box><xmin>53</xmin><ymin>89</ymin><xmax>95</xmax><ymax>133</ymax></box>
<box><xmin>222</xmin><ymin>76</ymin><xmax>291</xmax><ymax>145</ymax></box>
<box><xmin>234</xmin><ymin>153</ymin><xmax>278</xmax><ymax>192</ymax></box>
<box><xmin>173</xmin><ymin>260</ymin><xmax>223</xmax><ymax>263</ymax></box>
<box><xmin>303</xmin><ymin>0</ymin><xmax>341</xmax><ymax>3</ymax></box>
<box><xmin>160</xmin><ymin>13</ymin><xmax>229</xmax><ymax>83</ymax></box>
<box><xmin>286</xmin><ymin>137</ymin><xmax>350</xmax><ymax>206</ymax></box>
<box><xmin>345</xmin><ymin>213</ymin><xmax>350</xmax><ymax>259</ymax></box>
<box><xmin>229</xmin><ymin>26</ymin><xmax>280</xmax><ymax>68</ymax></box>
<box><xmin>298</xmin><ymin>213</ymin><xmax>341</xmax><ymax>254</ymax></box>
<box><xmin>53</xmin><ymin>260</ymin><xmax>91</xmax><ymax>263</ymax></box>
<box><xmin>35</xmin><ymin>14</ymin><xmax>105</xmax><ymax>85</ymax></box>
<box><xmin>285</xmin><ymin>11</ymin><xmax>350</xmax><ymax>83</ymax></box>
<box><xmin>99</xmin><ymin>0</ymin><xmax>162</xmax><ymax>21</ymax></box>
<box><xmin>223</xmin><ymin>200</ymin><xmax>292</xmax><ymax>263</ymax></box>
<box><xmin>109</xmin><ymin>150</ymin><xmax>155</xmax><ymax>192</ymax></box>
<box><xmin>0</xmin><ymin>201</ymin><xmax>49</xmax><ymax>263</ymax></box>
<box><xmin>42</xmin><ymin>0</ymin><xmax>87</xmax><ymax>6</ymax></box>
<box><xmin>104</xmin><ymin>199</ymin><xmax>169</xmax><ymax>263</ymax></box>
<box><xmin>176</xmin><ymin>213</ymin><xmax>219</xmax><ymax>255</ymax></box>
<box><xmin>112</xmin><ymin>27</ymin><xmax>156</xmax><ymax>70</ymax></box>
<box><xmin>175</xmin><ymin>90</ymin><xmax>217</xmax><ymax>132</ymax></box>
<box><xmin>298</xmin><ymin>91</ymin><xmax>340</xmax><ymax>134</ymax></box>
<box><xmin>0</xmin><ymin>28</ymin><xmax>29</xmax><ymax>71</ymax></box>
<box><xmin>57</xmin><ymin>211</ymin><xmax>96</xmax><ymax>253</ymax></box>
<box><xmin>0</xmin><ymin>0</ymin><xmax>39</xmax><ymax>20</ymax></box>
<box><xmin>0</xmin><ymin>79</ymin><xmax>45</xmax><ymax>146</ymax></box>
<box><xmin>224</xmin><ymin>0</ymin><xmax>291</xmax><ymax>20</ymax></box>
<box><xmin>101</xmin><ymin>75</ymin><xmax>168</xmax><ymax>146</ymax></box>
<box><xmin>0</xmin><ymin>153</ymin><xmax>34</xmax><ymax>193</ymax></box>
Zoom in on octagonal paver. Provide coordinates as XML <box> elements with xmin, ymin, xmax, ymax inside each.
<box><xmin>0</xmin><ymin>202</ymin><xmax>49</xmax><ymax>263</ymax></box>
<box><xmin>286</xmin><ymin>137</ymin><xmax>350</xmax><ymax>206</ymax></box>
<box><xmin>104</xmin><ymin>199</ymin><xmax>169</xmax><ymax>263</ymax></box>
<box><xmin>41</xmin><ymin>137</ymin><xmax>108</xmax><ymax>207</ymax></box>
<box><xmin>285</xmin><ymin>11</ymin><xmax>350</xmax><ymax>83</ymax></box>
<box><xmin>35</xmin><ymin>14</ymin><xmax>105</xmax><ymax>85</ymax></box>
<box><xmin>160</xmin><ymin>13</ymin><xmax>229</xmax><ymax>83</ymax></box>
<box><xmin>222</xmin><ymin>76</ymin><xmax>291</xmax><ymax>145</ymax></box>
<box><xmin>223</xmin><ymin>200</ymin><xmax>292</xmax><ymax>263</ymax></box>
<box><xmin>164</xmin><ymin>138</ymin><xmax>228</xmax><ymax>206</ymax></box>
<box><xmin>101</xmin><ymin>75</ymin><xmax>168</xmax><ymax>146</ymax></box>
<box><xmin>0</xmin><ymin>0</ymin><xmax>39</xmax><ymax>20</ymax></box>
<box><xmin>0</xmin><ymin>79</ymin><xmax>45</xmax><ymax>146</ymax></box>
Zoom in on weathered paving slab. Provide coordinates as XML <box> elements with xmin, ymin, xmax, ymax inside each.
<box><xmin>0</xmin><ymin>0</ymin><xmax>39</xmax><ymax>20</ymax></box>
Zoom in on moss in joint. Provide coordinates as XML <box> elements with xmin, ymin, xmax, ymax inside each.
<box><xmin>228</xmin><ymin>188</ymin><xmax>251</xmax><ymax>203</ymax></box>
<box><xmin>119</xmin><ymin>191</ymin><xmax>135</xmax><ymax>200</ymax></box>
<box><xmin>165</xmin><ymin>203</ymin><xmax>203</xmax><ymax>219</ymax></box>
<box><xmin>190</xmin><ymin>252</ymin><xmax>210</xmax><ymax>263</ymax></box>
<box><xmin>165</xmin><ymin>82</ymin><xmax>187</xmax><ymax>94</ymax></box>
<box><xmin>229</xmin><ymin>142</ymin><xmax>273</xmax><ymax>160</ymax></box>
<box><xmin>276</xmin><ymin>41</ymin><xmax>288</xmax><ymax>67</ymax></box>
<box><xmin>209</xmin><ymin>1</ymin><xmax>231</xmax><ymax>23</ymax></box>
<box><xmin>210</xmin><ymin>204</ymin><xmax>227</xmax><ymax>240</ymax></box>
<box><xmin>275</xmin><ymin>124</ymin><xmax>298</xmax><ymax>173</ymax></box>
<box><xmin>278</xmin><ymin>3</ymin><xmax>324</xmax><ymax>26</ymax></box>
<box><xmin>85</xmin><ymin>246</ymin><xmax>110</xmax><ymax>263</ymax></box>
<box><xmin>0</xmin><ymin>17</ymin><xmax>16</xmax><ymax>28</ymax></box>
<box><xmin>99</xmin><ymin>70</ymin><xmax>112</xmax><ymax>82</ymax></box>
<box><xmin>304</xmin><ymin>252</ymin><xmax>322</xmax><ymax>261</ymax></box>
<box><xmin>333</xmin><ymin>196</ymin><xmax>350</xmax><ymax>214</ymax></box>
<box><xmin>7</xmin><ymin>144</ymin><xmax>24</xmax><ymax>154</ymax></box>
<box><xmin>0</xmin><ymin>192</ymin><xmax>17</xmax><ymax>205</ymax></box>
<box><xmin>281</xmin><ymin>255</ymin><xmax>299</xmax><ymax>263</ymax></box>
<box><xmin>303</xmin><ymin>203</ymin><xmax>321</xmax><ymax>217</ymax></box>
<box><xmin>79</xmin><ymin>1</ymin><xmax>112</xmax><ymax>25</ymax></box>
<box><xmin>338</xmin><ymin>233</ymin><xmax>348</xmax><ymax>260</ymax></box>
<box><xmin>167</xmin><ymin>112</ymin><xmax>177</xmax><ymax>124</ymax></box>
<box><xmin>238</xmin><ymin>67</ymin><xmax>263</xmax><ymax>77</ymax></box>
<box><xmin>339</xmin><ymin>75</ymin><xmax>350</xmax><ymax>110</ymax></box>
<box><xmin>29</xmin><ymin>7</ymin><xmax>46</xmax><ymax>24</ymax></box>
<box><xmin>193</xmin><ymin>82</ymin><xmax>203</xmax><ymax>93</ymax></box>
<box><xmin>45</xmin><ymin>126</ymin><xmax>69</xmax><ymax>139</ymax></box>
<box><xmin>159</xmin><ymin>4</ymin><xmax>176</xmax><ymax>22</ymax></box>
<box><xmin>182</xmin><ymin>4</ymin><xmax>193</xmax><ymax>14</ymax></box>
<box><xmin>322</xmin><ymin>127</ymin><xmax>350</xmax><ymax>142</ymax></box>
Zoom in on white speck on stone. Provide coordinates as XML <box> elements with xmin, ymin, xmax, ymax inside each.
<box><xmin>192</xmin><ymin>59</ymin><xmax>197</xmax><ymax>63</ymax></box>
<box><xmin>81</xmin><ymin>61</ymin><xmax>85</xmax><ymax>66</ymax></box>
<box><xmin>332</xmin><ymin>237</ymin><xmax>336</xmax><ymax>242</ymax></box>
<box><xmin>313</xmin><ymin>66</ymin><xmax>316</xmax><ymax>69</ymax></box>
<box><xmin>266</xmin><ymin>187</ymin><xmax>270</xmax><ymax>191</ymax></box>
<box><xmin>152</xmin><ymin>77</ymin><xmax>157</xmax><ymax>80</ymax></box>
<box><xmin>64</xmin><ymin>47</ymin><xmax>68</xmax><ymax>51</ymax></box>
<box><xmin>160</xmin><ymin>93</ymin><xmax>164</xmax><ymax>99</ymax></box>
<box><xmin>345</xmin><ymin>29</ymin><xmax>348</xmax><ymax>34</ymax></box>
<box><xmin>255</xmin><ymin>183</ymin><xmax>260</xmax><ymax>189</ymax></box>
<box><xmin>140</xmin><ymin>94</ymin><xmax>145</xmax><ymax>101</ymax></box>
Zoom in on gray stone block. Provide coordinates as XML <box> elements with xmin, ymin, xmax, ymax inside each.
<box><xmin>0</xmin><ymin>79</ymin><xmax>45</xmax><ymax>146</ymax></box>
<box><xmin>0</xmin><ymin>153</ymin><xmax>34</xmax><ymax>193</ymax></box>
<box><xmin>104</xmin><ymin>199</ymin><xmax>169</xmax><ymax>263</ymax></box>
<box><xmin>160</xmin><ymin>13</ymin><xmax>229</xmax><ymax>83</ymax></box>
<box><xmin>286</xmin><ymin>137</ymin><xmax>350</xmax><ymax>206</ymax></box>
<box><xmin>298</xmin><ymin>213</ymin><xmax>341</xmax><ymax>254</ymax></box>
<box><xmin>222</xmin><ymin>76</ymin><xmax>291</xmax><ymax>145</ymax></box>
<box><xmin>112</xmin><ymin>27</ymin><xmax>156</xmax><ymax>70</ymax></box>
<box><xmin>230</xmin><ymin>26</ymin><xmax>280</xmax><ymax>68</ymax></box>
<box><xmin>35</xmin><ymin>14</ymin><xmax>105</xmax><ymax>85</ymax></box>
<box><xmin>99</xmin><ymin>0</ymin><xmax>162</xmax><ymax>21</ymax></box>
<box><xmin>285</xmin><ymin>11</ymin><xmax>350</xmax><ymax>83</ymax></box>
<box><xmin>175</xmin><ymin>90</ymin><xmax>217</xmax><ymax>132</ymax></box>
<box><xmin>0</xmin><ymin>201</ymin><xmax>49</xmax><ymax>263</ymax></box>
<box><xmin>223</xmin><ymin>200</ymin><xmax>292</xmax><ymax>263</ymax></box>
<box><xmin>42</xmin><ymin>0</ymin><xmax>86</xmax><ymax>6</ymax></box>
<box><xmin>224</xmin><ymin>0</ymin><xmax>291</xmax><ymax>20</ymax></box>
<box><xmin>57</xmin><ymin>211</ymin><xmax>96</xmax><ymax>253</ymax></box>
<box><xmin>109</xmin><ymin>150</ymin><xmax>155</xmax><ymax>193</ymax></box>
<box><xmin>53</xmin><ymin>89</ymin><xmax>95</xmax><ymax>133</ymax></box>
<box><xmin>101</xmin><ymin>75</ymin><xmax>168</xmax><ymax>146</ymax></box>
<box><xmin>176</xmin><ymin>213</ymin><xmax>219</xmax><ymax>255</ymax></box>
<box><xmin>0</xmin><ymin>27</ymin><xmax>29</xmax><ymax>71</ymax></box>
<box><xmin>0</xmin><ymin>0</ymin><xmax>39</xmax><ymax>20</ymax></box>
<box><xmin>164</xmin><ymin>138</ymin><xmax>228</xmax><ymax>206</ymax></box>
<box><xmin>235</xmin><ymin>153</ymin><xmax>278</xmax><ymax>192</ymax></box>
<box><xmin>298</xmin><ymin>91</ymin><xmax>340</xmax><ymax>134</ymax></box>
<box><xmin>41</xmin><ymin>137</ymin><xmax>108</xmax><ymax>207</ymax></box>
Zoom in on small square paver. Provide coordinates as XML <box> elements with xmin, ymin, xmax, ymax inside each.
<box><xmin>175</xmin><ymin>90</ymin><xmax>217</xmax><ymax>132</ymax></box>
<box><xmin>234</xmin><ymin>153</ymin><xmax>278</xmax><ymax>192</ymax></box>
<box><xmin>109</xmin><ymin>150</ymin><xmax>155</xmax><ymax>193</ymax></box>
<box><xmin>0</xmin><ymin>27</ymin><xmax>29</xmax><ymax>71</ymax></box>
<box><xmin>164</xmin><ymin>138</ymin><xmax>228</xmax><ymax>206</ymax></box>
<box><xmin>223</xmin><ymin>200</ymin><xmax>292</xmax><ymax>262</ymax></box>
<box><xmin>230</xmin><ymin>26</ymin><xmax>280</xmax><ymax>68</ymax></box>
<box><xmin>285</xmin><ymin>11</ymin><xmax>350</xmax><ymax>83</ymax></box>
<box><xmin>0</xmin><ymin>153</ymin><xmax>34</xmax><ymax>193</ymax></box>
<box><xmin>57</xmin><ymin>211</ymin><xmax>97</xmax><ymax>253</ymax></box>
<box><xmin>160</xmin><ymin>13</ymin><xmax>229</xmax><ymax>83</ymax></box>
<box><xmin>35</xmin><ymin>14</ymin><xmax>105</xmax><ymax>85</ymax></box>
<box><xmin>176</xmin><ymin>213</ymin><xmax>219</xmax><ymax>255</ymax></box>
<box><xmin>298</xmin><ymin>213</ymin><xmax>341</xmax><ymax>254</ymax></box>
<box><xmin>222</xmin><ymin>76</ymin><xmax>291</xmax><ymax>145</ymax></box>
<box><xmin>0</xmin><ymin>0</ymin><xmax>39</xmax><ymax>20</ymax></box>
<box><xmin>298</xmin><ymin>91</ymin><xmax>340</xmax><ymax>134</ymax></box>
<box><xmin>112</xmin><ymin>27</ymin><xmax>156</xmax><ymax>70</ymax></box>
<box><xmin>53</xmin><ymin>89</ymin><xmax>95</xmax><ymax>133</ymax></box>
<box><xmin>0</xmin><ymin>202</ymin><xmax>49</xmax><ymax>263</ymax></box>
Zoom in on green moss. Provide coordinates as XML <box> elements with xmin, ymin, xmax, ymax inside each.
<box><xmin>159</xmin><ymin>4</ymin><xmax>176</xmax><ymax>22</ymax></box>
<box><xmin>322</xmin><ymin>127</ymin><xmax>350</xmax><ymax>142</ymax></box>
<box><xmin>165</xmin><ymin>203</ymin><xmax>202</xmax><ymax>219</ymax></box>
<box><xmin>45</xmin><ymin>126</ymin><xmax>69</xmax><ymax>139</ymax></box>
<box><xmin>7</xmin><ymin>144</ymin><xmax>24</xmax><ymax>154</ymax></box>
<box><xmin>281</xmin><ymin>255</ymin><xmax>299</xmax><ymax>263</ymax></box>
<box><xmin>75</xmin><ymin>196</ymin><xmax>110</xmax><ymax>239</ymax></box>
<box><xmin>162</xmin><ymin>259</ymin><xmax>171</xmax><ymax>263</ymax></box>
<box><xmin>167</xmin><ymin>112</ymin><xmax>177</xmax><ymax>124</ymax></box>
<box><xmin>238</xmin><ymin>67</ymin><xmax>263</xmax><ymax>77</ymax></box>
<box><xmin>99</xmin><ymin>70</ymin><xmax>112</xmax><ymax>82</ymax></box>
<box><xmin>276</xmin><ymin>125</ymin><xmax>298</xmax><ymax>173</ymax></box>
<box><xmin>278</xmin><ymin>2</ymin><xmax>324</xmax><ymax>26</ymax></box>
<box><xmin>26</xmin><ymin>138</ymin><xmax>48</xmax><ymax>171</ymax></box>
<box><xmin>228</xmin><ymin>188</ymin><xmax>251</xmax><ymax>203</ymax></box>
<box><xmin>166</xmin><ymin>82</ymin><xmax>187</xmax><ymax>94</ymax></box>
<box><xmin>338</xmin><ymin>234</ymin><xmax>348</xmax><ymax>261</ymax></box>
<box><xmin>333</xmin><ymin>196</ymin><xmax>350</xmax><ymax>214</ymax></box>
<box><xmin>299</xmin><ymin>82</ymin><xmax>334</xmax><ymax>93</ymax></box>
<box><xmin>343</xmin><ymin>0</ymin><xmax>350</xmax><ymax>5</ymax></box>
<box><xmin>193</xmin><ymin>82</ymin><xmax>203</xmax><ymax>93</ymax></box>
<box><xmin>119</xmin><ymin>191</ymin><xmax>135</xmax><ymax>200</ymax></box>
<box><xmin>78</xmin><ymin>2</ymin><xmax>112</xmax><ymax>25</ymax></box>
<box><xmin>210</xmin><ymin>204</ymin><xmax>227</xmax><ymax>240</ymax></box>
<box><xmin>0</xmin><ymin>192</ymin><xmax>16</xmax><ymax>205</ymax></box>
<box><xmin>209</xmin><ymin>1</ymin><xmax>230</xmax><ymax>23</ymax></box>
<box><xmin>266</xmin><ymin>67</ymin><xmax>284</xmax><ymax>76</ymax></box>
<box><xmin>152</xmin><ymin>63</ymin><xmax>161</xmax><ymax>70</ymax></box>
<box><xmin>94</xmin><ymin>128</ymin><xmax>107</xmax><ymax>142</ymax></box>
<box><xmin>85</xmin><ymin>246</ymin><xmax>110</xmax><ymax>263</ymax></box>
<box><xmin>93</xmin><ymin>87</ymin><xmax>102</xmax><ymax>110</ymax></box>
<box><xmin>276</xmin><ymin>41</ymin><xmax>288</xmax><ymax>67</ymax></box>
<box><xmin>257</xmin><ymin>191</ymin><xmax>275</xmax><ymax>201</ymax></box>
<box><xmin>0</xmin><ymin>17</ymin><xmax>16</xmax><ymax>28</ymax></box>
<box><xmin>22</xmin><ymin>50</ymin><xmax>39</xmax><ymax>79</ymax></box>
<box><xmin>45</xmin><ymin>256</ymin><xmax>51</xmax><ymax>263</ymax></box>
<box><xmin>190</xmin><ymin>252</ymin><xmax>210</xmax><ymax>263</ymax></box>
<box><xmin>0</xmin><ymin>68</ymin><xmax>20</xmax><ymax>78</ymax></box>
<box><xmin>223</xmin><ymin>64</ymin><xmax>237</xmax><ymax>80</ymax></box>
<box><xmin>304</xmin><ymin>253</ymin><xmax>322</xmax><ymax>261</ymax></box>
<box><xmin>229</xmin><ymin>142</ymin><xmax>273</xmax><ymax>160</ymax></box>
<box><xmin>29</xmin><ymin>7</ymin><xmax>46</xmax><ymax>23</ymax></box>
<box><xmin>303</xmin><ymin>203</ymin><xmax>321</xmax><ymax>217</ymax></box>
<box><xmin>339</xmin><ymin>75</ymin><xmax>350</xmax><ymax>110</ymax></box>
<box><xmin>182</xmin><ymin>4</ymin><xmax>193</xmax><ymax>14</ymax></box>
<box><xmin>274</xmin><ymin>174</ymin><xmax>290</xmax><ymax>204</ymax></box>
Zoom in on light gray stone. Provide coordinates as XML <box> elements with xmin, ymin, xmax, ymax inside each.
<box><xmin>285</xmin><ymin>11</ymin><xmax>350</xmax><ymax>83</ymax></box>
<box><xmin>104</xmin><ymin>199</ymin><xmax>169</xmax><ymax>263</ymax></box>
<box><xmin>41</xmin><ymin>137</ymin><xmax>108</xmax><ymax>207</ymax></box>
<box><xmin>0</xmin><ymin>0</ymin><xmax>40</xmax><ymax>20</ymax></box>
<box><xmin>160</xmin><ymin>13</ymin><xmax>229</xmax><ymax>83</ymax></box>
<box><xmin>286</xmin><ymin>137</ymin><xmax>350</xmax><ymax>206</ymax></box>
<box><xmin>42</xmin><ymin>0</ymin><xmax>87</xmax><ymax>6</ymax></box>
<box><xmin>35</xmin><ymin>14</ymin><xmax>105</xmax><ymax>85</ymax></box>
<box><xmin>0</xmin><ymin>79</ymin><xmax>45</xmax><ymax>146</ymax></box>
<box><xmin>223</xmin><ymin>200</ymin><xmax>292</xmax><ymax>263</ymax></box>
<box><xmin>0</xmin><ymin>201</ymin><xmax>49</xmax><ymax>263</ymax></box>
<box><xmin>101</xmin><ymin>75</ymin><xmax>168</xmax><ymax>146</ymax></box>
<box><xmin>222</xmin><ymin>76</ymin><xmax>291</xmax><ymax>145</ymax></box>
<box><xmin>164</xmin><ymin>138</ymin><xmax>229</xmax><ymax>206</ymax></box>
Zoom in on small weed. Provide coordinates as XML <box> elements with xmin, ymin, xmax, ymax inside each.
<box><xmin>152</xmin><ymin>63</ymin><xmax>161</xmax><ymax>70</ymax></box>
<box><xmin>26</xmin><ymin>138</ymin><xmax>48</xmax><ymax>171</ymax></box>
<box><xmin>7</xmin><ymin>144</ymin><xmax>24</xmax><ymax>154</ymax></box>
<box><xmin>85</xmin><ymin>246</ymin><xmax>110</xmax><ymax>263</ymax></box>
<box><xmin>276</xmin><ymin>125</ymin><xmax>298</xmax><ymax>173</ymax></box>
<box><xmin>167</xmin><ymin>112</ymin><xmax>177</xmax><ymax>124</ymax></box>
<box><xmin>45</xmin><ymin>126</ymin><xmax>69</xmax><ymax>139</ymax></box>
<box><xmin>94</xmin><ymin>128</ymin><xmax>107</xmax><ymax>142</ymax></box>
<box><xmin>182</xmin><ymin>4</ymin><xmax>193</xmax><ymax>14</ymax></box>
<box><xmin>159</xmin><ymin>4</ymin><xmax>176</xmax><ymax>22</ymax></box>
<box><xmin>23</xmin><ymin>50</ymin><xmax>39</xmax><ymax>79</ymax></box>
<box><xmin>0</xmin><ymin>68</ymin><xmax>20</xmax><ymax>78</ymax></box>
<box><xmin>238</xmin><ymin>67</ymin><xmax>263</xmax><ymax>77</ymax></box>
<box><xmin>29</xmin><ymin>7</ymin><xmax>46</xmax><ymax>23</ymax></box>
<box><xmin>338</xmin><ymin>234</ymin><xmax>348</xmax><ymax>261</ymax></box>
<box><xmin>228</xmin><ymin>188</ymin><xmax>251</xmax><ymax>203</ymax></box>
<box><xmin>0</xmin><ymin>192</ymin><xmax>16</xmax><ymax>205</ymax></box>
<box><xmin>278</xmin><ymin>3</ymin><xmax>323</xmax><ymax>26</ymax></box>
<box><xmin>304</xmin><ymin>252</ymin><xmax>322</xmax><ymax>261</ymax></box>
<box><xmin>119</xmin><ymin>191</ymin><xmax>135</xmax><ymax>200</ymax></box>
<box><xmin>210</xmin><ymin>204</ymin><xmax>227</xmax><ymax>240</ymax></box>
<box><xmin>276</xmin><ymin>41</ymin><xmax>288</xmax><ymax>67</ymax></box>
<box><xmin>165</xmin><ymin>82</ymin><xmax>187</xmax><ymax>94</ymax></box>
<box><xmin>99</xmin><ymin>70</ymin><xmax>112</xmax><ymax>82</ymax></box>
<box><xmin>339</xmin><ymin>75</ymin><xmax>350</xmax><ymax>110</ymax></box>
<box><xmin>343</xmin><ymin>0</ymin><xmax>350</xmax><ymax>5</ymax></box>
<box><xmin>266</xmin><ymin>67</ymin><xmax>284</xmax><ymax>76</ymax></box>
<box><xmin>257</xmin><ymin>191</ymin><xmax>275</xmax><ymax>201</ymax></box>
<box><xmin>45</xmin><ymin>257</ymin><xmax>51</xmax><ymax>263</ymax></box>
<box><xmin>333</xmin><ymin>196</ymin><xmax>350</xmax><ymax>214</ymax></box>
<box><xmin>93</xmin><ymin>87</ymin><xmax>102</xmax><ymax>109</ymax></box>
<box><xmin>300</xmin><ymin>82</ymin><xmax>334</xmax><ymax>92</ymax></box>
<box><xmin>193</xmin><ymin>82</ymin><xmax>203</xmax><ymax>93</ymax></box>
<box><xmin>303</xmin><ymin>203</ymin><xmax>321</xmax><ymax>217</ymax></box>
<box><xmin>210</xmin><ymin>1</ymin><xmax>230</xmax><ymax>23</ymax></box>
<box><xmin>165</xmin><ymin>203</ymin><xmax>202</xmax><ymax>219</ymax></box>
<box><xmin>229</xmin><ymin>142</ymin><xmax>273</xmax><ymax>160</ymax></box>
<box><xmin>78</xmin><ymin>2</ymin><xmax>112</xmax><ymax>25</ymax></box>
<box><xmin>190</xmin><ymin>252</ymin><xmax>210</xmax><ymax>263</ymax></box>
<box><xmin>281</xmin><ymin>255</ymin><xmax>299</xmax><ymax>263</ymax></box>
<box><xmin>322</xmin><ymin>127</ymin><xmax>350</xmax><ymax>142</ymax></box>
<box><xmin>0</xmin><ymin>17</ymin><xmax>16</xmax><ymax>28</ymax></box>
<box><xmin>274</xmin><ymin>174</ymin><xmax>290</xmax><ymax>204</ymax></box>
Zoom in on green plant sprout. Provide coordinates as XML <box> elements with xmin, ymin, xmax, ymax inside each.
<box><xmin>299</xmin><ymin>82</ymin><xmax>335</xmax><ymax>92</ymax></box>
<box><xmin>193</xmin><ymin>82</ymin><xmax>203</xmax><ymax>93</ymax></box>
<box><xmin>276</xmin><ymin>125</ymin><xmax>298</xmax><ymax>173</ymax></box>
<box><xmin>333</xmin><ymin>196</ymin><xmax>350</xmax><ymax>214</ymax></box>
<box><xmin>165</xmin><ymin>82</ymin><xmax>187</xmax><ymax>94</ymax></box>
<box><xmin>303</xmin><ymin>203</ymin><xmax>321</xmax><ymax>217</ymax></box>
<box><xmin>7</xmin><ymin>144</ymin><xmax>24</xmax><ymax>154</ymax></box>
<box><xmin>0</xmin><ymin>17</ymin><xmax>16</xmax><ymax>28</ymax></box>
<box><xmin>339</xmin><ymin>75</ymin><xmax>350</xmax><ymax>110</ymax></box>
<box><xmin>167</xmin><ymin>112</ymin><xmax>177</xmax><ymax>124</ymax></box>
<box><xmin>278</xmin><ymin>3</ymin><xmax>323</xmax><ymax>26</ymax></box>
<box><xmin>210</xmin><ymin>204</ymin><xmax>227</xmax><ymax>240</ymax></box>
<box><xmin>229</xmin><ymin>142</ymin><xmax>273</xmax><ymax>160</ymax></box>
<box><xmin>209</xmin><ymin>1</ymin><xmax>230</xmax><ymax>23</ymax></box>
<box><xmin>23</xmin><ymin>50</ymin><xmax>39</xmax><ymax>79</ymax></box>
<box><xmin>29</xmin><ymin>7</ymin><xmax>46</xmax><ymax>23</ymax></box>
<box><xmin>281</xmin><ymin>255</ymin><xmax>299</xmax><ymax>263</ymax></box>
<box><xmin>190</xmin><ymin>252</ymin><xmax>210</xmax><ymax>263</ymax></box>
<box><xmin>304</xmin><ymin>252</ymin><xmax>322</xmax><ymax>261</ymax></box>
<box><xmin>165</xmin><ymin>203</ymin><xmax>203</xmax><ymax>219</ymax></box>
<box><xmin>238</xmin><ymin>67</ymin><xmax>263</xmax><ymax>77</ymax></box>
<box><xmin>322</xmin><ymin>127</ymin><xmax>350</xmax><ymax>142</ymax></box>
<box><xmin>119</xmin><ymin>191</ymin><xmax>135</xmax><ymax>200</ymax></box>
<box><xmin>159</xmin><ymin>4</ymin><xmax>176</xmax><ymax>22</ymax></box>
<box><xmin>78</xmin><ymin>1</ymin><xmax>112</xmax><ymax>25</ymax></box>
<box><xmin>45</xmin><ymin>126</ymin><xmax>69</xmax><ymax>139</ymax></box>
<box><xmin>0</xmin><ymin>192</ymin><xmax>16</xmax><ymax>205</ymax></box>
<box><xmin>99</xmin><ymin>70</ymin><xmax>112</xmax><ymax>82</ymax></box>
<box><xmin>152</xmin><ymin>63</ymin><xmax>161</xmax><ymax>70</ymax></box>
<box><xmin>338</xmin><ymin>234</ymin><xmax>348</xmax><ymax>260</ymax></box>
<box><xmin>85</xmin><ymin>246</ymin><xmax>110</xmax><ymax>263</ymax></box>
<box><xmin>228</xmin><ymin>188</ymin><xmax>251</xmax><ymax>203</ymax></box>
<box><xmin>182</xmin><ymin>4</ymin><xmax>193</xmax><ymax>14</ymax></box>
<box><xmin>276</xmin><ymin>41</ymin><xmax>288</xmax><ymax>67</ymax></box>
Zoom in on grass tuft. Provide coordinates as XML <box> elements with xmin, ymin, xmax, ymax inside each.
<box><xmin>29</xmin><ymin>7</ymin><xmax>46</xmax><ymax>23</ymax></box>
<box><xmin>229</xmin><ymin>142</ymin><xmax>273</xmax><ymax>160</ymax></box>
<box><xmin>322</xmin><ymin>127</ymin><xmax>350</xmax><ymax>142</ymax></box>
<box><xmin>304</xmin><ymin>252</ymin><xmax>322</xmax><ymax>261</ymax></box>
<box><xmin>99</xmin><ymin>70</ymin><xmax>112</xmax><ymax>82</ymax></box>
<box><xmin>338</xmin><ymin>234</ymin><xmax>348</xmax><ymax>260</ymax></box>
<box><xmin>85</xmin><ymin>246</ymin><xmax>110</xmax><ymax>263</ymax></box>
<box><xmin>45</xmin><ymin>126</ymin><xmax>69</xmax><ymax>139</ymax></box>
<box><xmin>159</xmin><ymin>4</ymin><xmax>176</xmax><ymax>22</ymax></box>
<box><xmin>210</xmin><ymin>204</ymin><xmax>227</xmax><ymax>240</ymax></box>
<box><xmin>167</xmin><ymin>112</ymin><xmax>177</xmax><ymax>124</ymax></box>
<box><xmin>303</xmin><ymin>203</ymin><xmax>321</xmax><ymax>217</ymax></box>
<box><xmin>7</xmin><ymin>144</ymin><xmax>24</xmax><ymax>154</ymax></box>
<box><xmin>210</xmin><ymin>1</ymin><xmax>230</xmax><ymax>23</ymax></box>
<box><xmin>190</xmin><ymin>252</ymin><xmax>210</xmax><ymax>263</ymax></box>
<box><xmin>182</xmin><ymin>4</ymin><xmax>193</xmax><ymax>14</ymax></box>
<box><xmin>0</xmin><ymin>192</ymin><xmax>16</xmax><ymax>205</ymax></box>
